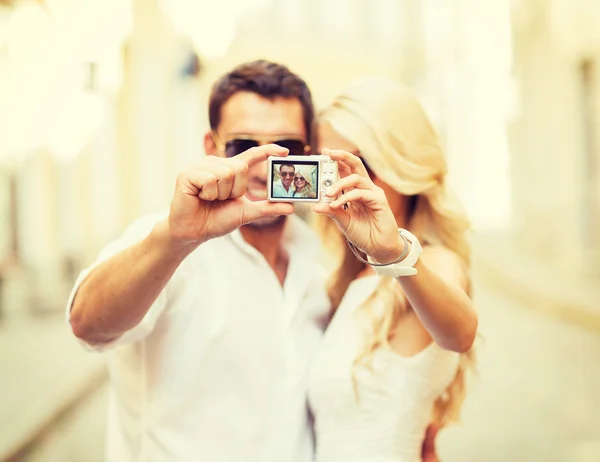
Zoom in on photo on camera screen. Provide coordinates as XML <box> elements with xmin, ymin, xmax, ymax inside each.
<box><xmin>271</xmin><ymin>160</ymin><xmax>319</xmax><ymax>200</ymax></box>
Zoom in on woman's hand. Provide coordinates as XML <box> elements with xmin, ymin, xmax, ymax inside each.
<box><xmin>314</xmin><ymin>149</ymin><xmax>478</xmax><ymax>353</ymax></box>
<box><xmin>312</xmin><ymin>148</ymin><xmax>404</xmax><ymax>264</ymax></box>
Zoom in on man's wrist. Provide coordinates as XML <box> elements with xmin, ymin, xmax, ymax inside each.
<box><xmin>153</xmin><ymin>219</ymin><xmax>201</xmax><ymax>261</ymax></box>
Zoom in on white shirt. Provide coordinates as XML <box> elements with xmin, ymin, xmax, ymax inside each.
<box><xmin>272</xmin><ymin>179</ymin><xmax>295</xmax><ymax>198</ymax></box>
<box><xmin>67</xmin><ymin>213</ymin><xmax>330</xmax><ymax>462</ymax></box>
<box><xmin>308</xmin><ymin>276</ymin><xmax>460</xmax><ymax>462</ymax></box>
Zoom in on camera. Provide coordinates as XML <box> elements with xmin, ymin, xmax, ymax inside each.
<box><xmin>267</xmin><ymin>155</ymin><xmax>339</xmax><ymax>203</ymax></box>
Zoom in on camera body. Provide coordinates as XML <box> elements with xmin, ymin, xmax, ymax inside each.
<box><xmin>267</xmin><ymin>155</ymin><xmax>338</xmax><ymax>203</ymax></box>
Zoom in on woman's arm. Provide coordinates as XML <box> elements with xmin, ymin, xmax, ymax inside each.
<box><xmin>421</xmin><ymin>424</ymin><xmax>440</xmax><ymax>462</ymax></box>
<box><xmin>313</xmin><ymin>148</ymin><xmax>477</xmax><ymax>353</ymax></box>
<box><xmin>394</xmin><ymin>245</ymin><xmax>477</xmax><ymax>353</ymax></box>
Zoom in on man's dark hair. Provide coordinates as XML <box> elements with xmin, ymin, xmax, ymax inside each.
<box><xmin>209</xmin><ymin>60</ymin><xmax>314</xmax><ymax>142</ymax></box>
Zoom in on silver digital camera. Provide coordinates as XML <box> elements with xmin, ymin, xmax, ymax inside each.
<box><xmin>267</xmin><ymin>155</ymin><xmax>339</xmax><ymax>203</ymax></box>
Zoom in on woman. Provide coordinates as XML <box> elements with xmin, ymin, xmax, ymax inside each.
<box><xmin>308</xmin><ymin>76</ymin><xmax>478</xmax><ymax>462</ymax></box>
<box><xmin>293</xmin><ymin>167</ymin><xmax>317</xmax><ymax>199</ymax></box>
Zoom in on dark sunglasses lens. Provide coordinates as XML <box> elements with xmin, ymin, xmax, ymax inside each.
<box><xmin>275</xmin><ymin>140</ymin><xmax>306</xmax><ymax>155</ymax></box>
<box><xmin>225</xmin><ymin>139</ymin><xmax>259</xmax><ymax>157</ymax></box>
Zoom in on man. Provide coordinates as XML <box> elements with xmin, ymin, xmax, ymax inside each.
<box><xmin>273</xmin><ymin>164</ymin><xmax>296</xmax><ymax>198</ymax></box>
<box><xmin>69</xmin><ymin>60</ymin><xmax>327</xmax><ymax>462</ymax></box>
<box><xmin>68</xmin><ymin>60</ymin><xmax>438</xmax><ymax>462</ymax></box>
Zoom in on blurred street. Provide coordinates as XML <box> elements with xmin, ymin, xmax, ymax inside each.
<box><xmin>439</xmin><ymin>267</ymin><xmax>600</xmax><ymax>462</ymax></box>
<box><xmin>15</xmin><ymin>260</ymin><xmax>600</xmax><ymax>462</ymax></box>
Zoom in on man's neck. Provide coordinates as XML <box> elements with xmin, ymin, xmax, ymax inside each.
<box><xmin>240</xmin><ymin>220</ymin><xmax>289</xmax><ymax>284</ymax></box>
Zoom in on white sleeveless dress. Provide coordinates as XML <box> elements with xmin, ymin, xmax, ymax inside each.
<box><xmin>308</xmin><ymin>276</ymin><xmax>460</xmax><ymax>462</ymax></box>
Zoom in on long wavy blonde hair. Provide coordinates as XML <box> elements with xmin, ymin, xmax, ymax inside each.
<box><xmin>315</xmin><ymin>76</ymin><xmax>475</xmax><ymax>427</ymax></box>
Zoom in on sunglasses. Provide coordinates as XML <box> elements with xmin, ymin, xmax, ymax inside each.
<box><xmin>294</xmin><ymin>176</ymin><xmax>305</xmax><ymax>181</ymax></box>
<box><xmin>213</xmin><ymin>133</ymin><xmax>310</xmax><ymax>158</ymax></box>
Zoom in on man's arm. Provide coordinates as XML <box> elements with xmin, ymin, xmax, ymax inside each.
<box><xmin>69</xmin><ymin>219</ymin><xmax>196</xmax><ymax>345</ymax></box>
<box><xmin>68</xmin><ymin>145</ymin><xmax>293</xmax><ymax>347</ymax></box>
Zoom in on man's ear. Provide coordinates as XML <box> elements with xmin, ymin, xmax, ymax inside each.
<box><xmin>204</xmin><ymin>131</ymin><xmax>220</xmax><ymax>157</ymax></box>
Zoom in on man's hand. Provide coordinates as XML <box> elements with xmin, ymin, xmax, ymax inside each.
<box><xmin>168</xmin><ymin>144</ymin><xmax>294</xmax><ymax>245</ymax></box>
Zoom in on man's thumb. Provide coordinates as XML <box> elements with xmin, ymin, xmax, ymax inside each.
<box><xmin>240</xmin><ymin>201</ymin><xmax>295</xmax><ymax>226</ymax></box>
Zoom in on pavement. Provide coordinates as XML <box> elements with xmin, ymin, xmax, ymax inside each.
<box><xmin>0</xmin><ymin>313</ymin><xmax>107</xmax><ymax>462</ymax></box>
<box><xmin>25</xmin><ymin>384</ymin><xmax>108</xmax><ymax>462</ymax></box>
<box><xmin>1</xmin><ymin>231</ymin><xmax>599</xmax><ymax>462</ymax></box>
<box><xmin>439</xmin><ymin>264</ymin><xmax>600</xmax><ymax>462</ymax></box>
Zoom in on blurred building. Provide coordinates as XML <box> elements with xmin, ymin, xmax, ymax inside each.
<box><xmin>510</xmin><ymin>0</ymin><xmax>600</xmax><ymax>278</ymax></box>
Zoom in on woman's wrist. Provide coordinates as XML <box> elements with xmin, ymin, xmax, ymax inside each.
<box><xmin>366</xmin><ymin>229</ymin><xmax>423</xmax><ymax>277</ymax></box>
<box><xmin>371</xmin><ymin>233</ymin><xmax>409</xmax><ymax>265</ymax></box>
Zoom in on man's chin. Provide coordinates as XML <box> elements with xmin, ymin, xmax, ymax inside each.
<box><xmin>243</xmin><ymin>215</ymin><xmax>287</xmax><ymax>229</ymax></box>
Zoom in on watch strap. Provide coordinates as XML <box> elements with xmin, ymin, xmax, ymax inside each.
<box><xmin>368</xmin><ymin>229</ymin><xmax>422</xmax><ymax>277</ymax></box>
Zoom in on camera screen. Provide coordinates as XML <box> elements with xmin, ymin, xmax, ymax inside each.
<box><xmin>271</xmin><ymin>160</ymin><xmax>319</xmax><ymax>200</ymax></box>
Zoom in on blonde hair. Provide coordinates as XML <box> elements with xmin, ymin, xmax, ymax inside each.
<box><xmin>315</xmin><ymin>76</ymin><xmax>475</xmax><ymax>427</ymax></box>
<box><xmin>293</xmin><ymin>168</ymin><xmax>315</xmax><ymax>198</ymax></box>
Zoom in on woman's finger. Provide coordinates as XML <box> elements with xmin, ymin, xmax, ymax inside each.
<box><xmin>334</xmin><ymin>160</ymin><xmax>352</xmax><ymax>179</ymax></box>
<box><xmin>325</xmin><ymin>173</ymin><xmax>376</xmax><ymax>199</ymax></box>
<box><xmin>329</xmin><ymin>188</ymin><xmax>382</xmax><ymax>210</ymax></box>
<box><xmin>322</xmin><ymin>148</ymin><xmax>370</xmax><ymax>179</ymax></box>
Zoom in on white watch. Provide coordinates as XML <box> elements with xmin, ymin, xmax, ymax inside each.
<box><xmin>368</xmin><ymin>229</ymin><xmax>423</xmax><ymax>277</ymax></box>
